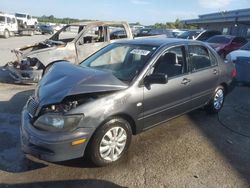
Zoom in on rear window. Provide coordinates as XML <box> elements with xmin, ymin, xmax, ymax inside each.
<box><xmin>207</xmin><ymin>36</ymin><xmax>231</xmax><ymax>44</ymax></box>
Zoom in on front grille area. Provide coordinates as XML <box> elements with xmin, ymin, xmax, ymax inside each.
<box><xmin>27</xmin><ymin>97</ymin><xmax>39</xmax><ymax>117</ymax></box>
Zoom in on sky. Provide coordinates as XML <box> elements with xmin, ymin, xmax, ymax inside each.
<box><xmin>1</xmin><ymin>0</ymin><xmax>250</xmax><ymax>25</ymax></box>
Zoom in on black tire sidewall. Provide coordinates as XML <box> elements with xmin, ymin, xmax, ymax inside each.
<box><xmin>4</xmin><ymin>30</ymin><xmax>9</xmax><ymax>38</ymax></box>
<box><xmin>206</xmin><ymin>86</ymin><xmax>225</xmax><ymax>114</ymax></box>
<box><xmin>88</xmin><ymin>117</ymin><xmax>132</xmax><ymax>166</ymax></box>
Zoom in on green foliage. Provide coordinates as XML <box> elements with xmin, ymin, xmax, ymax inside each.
<box><xmin>37</xmin><ymin>15</ymin><xmax>92</xmax><ymax>24</ymax></box>
<box><xmin>150</xmin><ymin>19</ymin><xmax>197</xmax><ymax>29</ymax></box>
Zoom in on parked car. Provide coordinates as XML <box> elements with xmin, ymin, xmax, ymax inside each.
<box><xmin>5</xmin><ymin>21</ymin><xmax>134</xmax><ymax>83</ymax></box>
<box><xmin>226</xmin><ymin>42</ymin><xmax>250</xmax><ymax>83</ymax></box>
<box><xmin>21</xmin><ymin>38</ymin><xmax>235</xmax><ymax>166</ymax></box>
<box><xmin>136</xmin><ymin>28</ymin><xmax>174</xmax><ymax>38</ymax></box>
<box><xmin>171</xmin><ymin>29</ymin><xmax>187</xmax><ymax>37</ymax></box>
<box><xmin>226</xmin><ymin>42</ymin><xmax>250</xmax><ymax>62</ymax></box>
<box><xmin>206</xmin><ymin>35</ymin><xmax>248</xmax><ymax>58</ymax></box>
<box><xmin>177</xmin><ymin>30</ymin><xmax>221</xmax><ymax>41</ymax></box>
<box><xmin>38</xmin><ymin>24</ymin><xmax>54</xmax><ymax>35</ymax></box>
<box><xmin>0</xmin><ymin>13</ymin><xmax>18</xmax><ymax>38</ymax></box>
<box><xmin>110</xmin><ymin>29</ymin><xmax>127</xmax><ymax>39</ymax></box>
<box><xmin>15</xmin><ymin>13</ymin><xmax>38</xmax><ymax>28</ymax></box>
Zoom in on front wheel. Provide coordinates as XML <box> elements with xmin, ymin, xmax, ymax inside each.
<box><xmin>87</xmin><ymin>117</ymin><xmax>132</xmax><ymax>166</ymax></box>
<box><xmin>4</xmin><ymin>29</ymin><xmax>10</xmax><ymax>38</ymax></box>
<box><xmin>205</xmin><ymin>86</ymin><xmax>225</xmax><ymax>114</ymax></box>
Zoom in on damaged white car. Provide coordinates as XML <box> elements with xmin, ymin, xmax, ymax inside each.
<box><xmin>5</xmin><ymin>21</ymin><xmax>133</xmax><ymax>83</ymax></box>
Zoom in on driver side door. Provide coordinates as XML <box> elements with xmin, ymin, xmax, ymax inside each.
<box><xmin>142</xmin><ymin>45</ymin><xmax>193</xmax><ymax>130</ymax></box>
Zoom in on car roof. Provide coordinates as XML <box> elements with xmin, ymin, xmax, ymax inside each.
<box><xmin>212</xmin><ymin>35</ymin><xmax>235</xmax><ymax>39</ymax></box>
<box><xmin>116</xmin><ymin>38</ymin><xmax>204</xmax><ymax>47</ymax></box>
<box><xmin>70</xmin><ymin>21</ymin><xmax>128</xmax><ymax>26</ymax></box>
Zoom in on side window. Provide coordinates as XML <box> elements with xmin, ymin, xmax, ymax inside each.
<box><xmin>188</xmin><ymin>45</ymin><xmax>212</xmax><ymax>71</ymax></box>
<box><xmin>7</xmin><ymin>17</ymin><xmax>11</xmax><ymax>24</ymax></box>
<box><xmin>82</xmin><ymin>26</ymin><xmax>106</xmax><ymax>43</ymax></box>
<box><xmin>59</xmin><ymin>25</ymin><xmax>80</xmax><ymax>41</ymax></box>
<box><xmin>109</xmin><ymin>25</ymin><xmax>127</xmax><ymax>40</ymax></box>
<box><xmin>153</xmin><ymin>46</ymin><xmax>186</xmax><ymax>78</ymax></box>
<box><xmin>12</xmin><ymin>18</ymin><xmax>16</xmax><ymax>24</ymax></box>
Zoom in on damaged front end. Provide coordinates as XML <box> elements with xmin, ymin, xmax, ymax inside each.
<box><xmin>4</xmin><ymin>40</ymin><xmax>64</xmax><ymax>83</ymax></box>
<box><xmin>6</xmin><ymin>57</ymin><xmax>44</xmax><ymax>83</ymax></box>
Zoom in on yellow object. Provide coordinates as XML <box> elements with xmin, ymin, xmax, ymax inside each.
<box><xmin>71</xmin><ymin>139</ymin><xmax>86</xmax><ymax>146</ymax></box>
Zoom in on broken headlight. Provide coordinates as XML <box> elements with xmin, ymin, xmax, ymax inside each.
<box><xmin>41</xmin><ymin>101</ymin><xmax>79</xmax><ymax>114</ymax></box>
<box><xmin>34</xmin><ymin>113</ymin><xmax>83</xmax><ymax>132</ymax></box>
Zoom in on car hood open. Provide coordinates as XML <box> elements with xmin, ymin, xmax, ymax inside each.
<box><xmin>36</xmin><ymin>61</ymin><xmax>128</xmax><ymax>106</ymax></box>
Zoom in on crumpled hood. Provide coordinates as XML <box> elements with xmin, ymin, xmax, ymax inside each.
<box><xmin>36</xmin><ymin>61</ymin><xmax>128</xmax><ymax>106</ymax></box>
<box><xmin>19</xmin><ymin>43</ymin><xmax>57</xmax><ymax>57</ymax></box>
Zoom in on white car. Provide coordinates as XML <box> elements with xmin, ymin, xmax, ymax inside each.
<box><xmin>0</xmin><ymin>13</ymin><xmax>18</xmax><ymax>38</ymax></box>
<box><xmin>226</xmin><ymin>42</ymin><xmax>250</xmax><ymax>62</ymax></box>
<box><xmin>15</xmin><ymin>13</ymin><xmax>38</xmax><ymax>28</ymax></box>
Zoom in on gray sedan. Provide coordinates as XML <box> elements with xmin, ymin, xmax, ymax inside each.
<box><xmin>21</xmin><ymin>38</ymin><xmax>235</xmax><ymax>166</ymax></box>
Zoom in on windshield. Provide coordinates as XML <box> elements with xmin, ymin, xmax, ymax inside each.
<box><xmin>15</xmin><ymin>13</ymin><xmax>26</xmax><ymax>18</ymax></box>
<box><xmin>240</xmin><ymin>42</ymin><xmax>250</xmax><ymax>51</ymax></box>
<box><xmin>80</xmin><ymin>43</ymin><xmax>158</xmax><ymax>83</ymax></box>
<box><xmin>50</xmin><ymin>25</ymin><xmax>84</xmax><ymax>42</ymax></box>
<box><xmin>207</xmin><ymin>36</ymin><xmax>231</xmax><ymax>44</ymax></box>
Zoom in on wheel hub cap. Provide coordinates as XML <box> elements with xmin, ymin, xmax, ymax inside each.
<box><xmin>214</xmin><ymin>89</ymin><xmax>224</xmax><ymax>110</ymax></box>
<box><xmin>99</xmin><ymin>127</ymin><xmax>127</xmax><ymax>161</ymax></box>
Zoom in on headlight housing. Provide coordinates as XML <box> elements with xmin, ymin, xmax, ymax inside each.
<box><xmin>34</xmin><ymin>113</ymin><xmax>83</xmax><ymax>132</ymax></box>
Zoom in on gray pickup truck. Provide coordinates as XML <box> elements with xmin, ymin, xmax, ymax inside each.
<box><xmin>5</xmin><ymin>21</ymin><xmax>133</xmax><ymax>83</ymax></box>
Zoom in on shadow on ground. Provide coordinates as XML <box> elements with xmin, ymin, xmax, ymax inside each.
<box><xmin>0</xmin><ymin>66</ymin><xmax>13</xmax><ymax>83</ymax></box>
<box><xmin>188</xmin><ymin>86</ymin><xmax>250</xmax><ymax>184</ymax></box>
<box><xmin>0</xmin><ymin>89</ymin><xmax>47</xmax><ymax>172</ymax></box>
<box><xmin>0</xmin><ymin>179</ymin><xmax>126</xmax><ymax>188</ymax></box>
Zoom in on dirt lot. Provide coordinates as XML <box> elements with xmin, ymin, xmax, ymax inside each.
<box><xmin>0</xmin><ymin>36</ymin><xmax>250</xmax><ymax>188</ymax></box>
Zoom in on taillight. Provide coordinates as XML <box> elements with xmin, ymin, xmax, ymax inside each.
<box><xmin>232</xmin><ymin>67</ymin><xmax>236</xmax><ymax>78</ymax></box>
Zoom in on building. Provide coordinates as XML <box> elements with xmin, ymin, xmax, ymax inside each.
<box><xmin>181</xmin><ymin>8</ymin><xmax>250</xmax><ymax>39</ymax></box>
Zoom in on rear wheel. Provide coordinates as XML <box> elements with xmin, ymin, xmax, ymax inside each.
<box><xmin>4</xmin><ymin>29</ymin><xmax>10</xmax><ymax>38</ymax></box>
<box><xmin>87</xmin><ymin>117</ymin><xmax>132</xmax><ymax>166</ymax></box>
<box><xmin>205</xmin><ymin>86</ymin><xmax>225</xmax><ymax>114</ymax></box>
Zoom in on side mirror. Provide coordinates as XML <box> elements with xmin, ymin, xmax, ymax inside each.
<box><xmin>145</xmin><ymin>73</ymin><xmax>168</xmax><ymax>85</ymax></box>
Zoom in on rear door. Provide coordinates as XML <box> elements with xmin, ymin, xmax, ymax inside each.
<box><xmin>186</xmin><ymin>45</ymin><xmax>219</xmax><ymax>107</ymax></box>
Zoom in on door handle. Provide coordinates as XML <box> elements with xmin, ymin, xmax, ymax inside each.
<box><xmin>181</xmin><ymin>78</ymin><xmax>191</xmax><ymax>85</ymax></box>
<box><xmin>213</xmin><ymin>69</ymin><xmax>218</xmax><ymax>74</ymax></box>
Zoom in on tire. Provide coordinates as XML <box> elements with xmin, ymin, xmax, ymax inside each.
<box><xmin>87</xmin><ymin>117</ymin><xmax>132</xmax><ymax>166</ymax></box>
<box><xmin>29</xmin><ymin>31</ymin><xmax>34</xmax><ymax>36</ymax></box>
<box><xmin>4</xmin><ymin>29</ymin><xmax>10</xmax><ymax>39</ymax></box>
<box><xmin>23</xmin><ymin>22</ymin><xmax>27</xmax><ymax>29</ymax></box>
<box><xmin>205</xmin><ymin>86</ymin><xmax>225</xmax><ymax>114</ymax></box>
